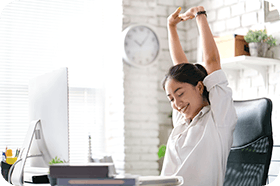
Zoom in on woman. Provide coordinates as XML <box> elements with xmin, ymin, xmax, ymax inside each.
<box><xmin>161</xmin><ymin>6</ymin><xmax>238</xmax><ymax>186</ymax></box>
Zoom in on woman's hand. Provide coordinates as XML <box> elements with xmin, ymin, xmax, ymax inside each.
<box><xmin>178</xmin><ymin>6</ymin><xmax>205</xmax><ymax>21</ymax></box>
<box><xmin>167</xmin><ymin>6</ymin><xmax>205</xmax><ymax>27</ymax></box>
<box><xmin>167</xmin><ymin>7</ymin><xmax>190</xmax><ymax>65</ymax></box>
<box><xmin>167</xmin><ymin>7</ymin><xmax>183</xmax><ymax>27</ymax></box>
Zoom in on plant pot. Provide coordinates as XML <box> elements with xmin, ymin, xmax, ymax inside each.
<box><xmin>266</xmin><ymin>45</ymin><xmax>280</xmax><ymax>59</ymax></box>
<box><xmin>249</xmin><ymin>42</ymin><xmax>268</xmax><ymax>57</ymax></box>
<box><xmin>48</xmin><ymin>175</ymin><xmax>57</xmax><ymax>186</ymax></box>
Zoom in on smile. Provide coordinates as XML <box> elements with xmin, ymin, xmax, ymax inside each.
<box><xmin>180</xmin><ymin>103</ymin><xmax>189</xmax><ymax>113</ymax></box>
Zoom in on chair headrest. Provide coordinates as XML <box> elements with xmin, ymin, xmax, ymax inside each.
<box><xmin>232</xmin><ymin>98</ymin><xmax>272</xmax><ymax>147</ymax></box>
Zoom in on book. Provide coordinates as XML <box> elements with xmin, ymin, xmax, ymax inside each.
<box><xmin>54</xmin><ymin>176</ymin><xmax>184</xmax><ymax>186</ymax></box>
<box><xmin>49</xmin><ymin>163</ymin><xmax>115</xmax><ymax>178</ymax></box>
<box><xmin>138</xmin><ymin>176</ymin><xmax>183</xmax><ymax>186</ymax></box>
<box><xmin>56</xmin><ymin>177</ymin><xmax>137</xmax><ymax>186</ymax></box>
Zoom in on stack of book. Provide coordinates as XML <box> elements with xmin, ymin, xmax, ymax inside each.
<box><xmin>49</xmin><ymin>163</ymin><xmax>138</xmax><ymax>186</ymax></box>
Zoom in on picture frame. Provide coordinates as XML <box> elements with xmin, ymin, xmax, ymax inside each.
<box><xmin>264</xmin><ymin>1</ymin><xmax>280</xmax><ymax>22</ymax></box>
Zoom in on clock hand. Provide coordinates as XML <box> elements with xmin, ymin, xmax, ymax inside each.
<box><xmin>134</xmin><ymin>40</ymin><xmax>142</xmax><ymax>46</ymax></box>
<box><xmin>140</xmin><ymin>32</ymin><xmax>150</xmax><ymax>46</ymax></box>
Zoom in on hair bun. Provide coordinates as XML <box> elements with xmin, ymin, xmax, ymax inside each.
<box><xmin>194</xmin><ymin>64</ymin><xmax>208</xmax><ymax>76</ymax></box>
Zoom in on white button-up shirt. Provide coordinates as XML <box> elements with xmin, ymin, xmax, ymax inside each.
<box><xmin>161</xmin><ymin>70</ymin><xmax>238</xmax><ymax>186</ymax></box>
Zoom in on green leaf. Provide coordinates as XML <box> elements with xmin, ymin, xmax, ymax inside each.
<box><xmin>49</xmin><ymin>156</ymin><xmax>65</xmax><ymax>165</ymax></box>
<box><xmin>168</xmin><ymin>111</ymin><xmax>172</xmax><ymax>118</ymax></box>
<box><xmin>245</xmin><ymin>29</ymin><xmax>277</xmax><ymax>46</ymax></box>
<box><xmin>158</xmin><ymin>144</ymin><xmax>166</xmax><ymax>159</ymax></box>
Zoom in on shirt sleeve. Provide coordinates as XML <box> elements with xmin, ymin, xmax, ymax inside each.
<box><xmin>203</xmin><ymin>69</ymin><xmax>237</xmax><ymax>128</ymax></box>
<box><xmin>172</xmin><ymin>109</ymin><xmax>184</xmax><ymax>128</ymax></box>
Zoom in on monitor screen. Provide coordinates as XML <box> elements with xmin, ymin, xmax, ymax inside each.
<box><xmin>28</xmin><ymin>67</ymin><xmax>69</xmax><ymax>168</ymax></box>
<box><xmin>10</xmin><ymin>67</ymin><xmax>69</xmax><ymax>185</ymax></box>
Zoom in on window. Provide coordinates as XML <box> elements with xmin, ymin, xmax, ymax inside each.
<box><xmin>0</xmin><ymin>0</ymin><xmax>122</xmax><ymax>163</ymax></box>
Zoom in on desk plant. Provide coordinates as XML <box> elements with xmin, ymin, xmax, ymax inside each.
<box><xmin>49</xmin><ymin>156</ymin><xmax>65</xmax><ymax>165</ymax></box>
<box><xmin>48</xmin><ymin>156</ymin><xmax>66</xmax><ymax>186</ymax></box>
<box><xmin>244</xmin><ymin>29</ymin><xmax>277</xmax><ymax>57</ymax></box>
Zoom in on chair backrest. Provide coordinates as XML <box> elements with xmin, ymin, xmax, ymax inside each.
<box><xmin>223</xmin><ymin>98</ymin><xmax>273</xmax><ymax>186</ymax></box>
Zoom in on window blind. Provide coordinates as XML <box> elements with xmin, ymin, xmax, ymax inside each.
<box><xmin>0</xmin><ymin>0</ymin><xmax>121</xmax><ymax>164</ymax></box>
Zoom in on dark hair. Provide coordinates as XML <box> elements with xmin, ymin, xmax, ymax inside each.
<box><xmin>162</xmin><ymin>63</ymin><xmax>209</xmax><ymax>103</ymax></box>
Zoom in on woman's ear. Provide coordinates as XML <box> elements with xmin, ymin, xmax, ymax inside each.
<box><xmin>197</xmin><ymin>81</ymin><xmax>204</xmax><ymax>95</ymax></box>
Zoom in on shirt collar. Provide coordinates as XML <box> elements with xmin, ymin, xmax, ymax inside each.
<box><xmin>178</xmin><ymin>105</ymin><xmax>211</xmax><ymax>126</ymax></box>
<box><xmin>171</xmin><ymin>106</ymin><xmax>210</xmax><ymax>140</ymax></box>
<box><xmin>196</xmin><ymin>105</ymin><xmax>210</xmax><ymax>119</ymax></box>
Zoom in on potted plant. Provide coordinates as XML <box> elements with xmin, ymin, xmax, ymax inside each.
<box><xmin>244</xmin><ymin>29</ymin><xmax>277</xmax><ymax>57</ymax></box>
<box><xmin>48</xmin><ymin>156</ymin><xmax>66</xmax><ymax>186</ymax></box>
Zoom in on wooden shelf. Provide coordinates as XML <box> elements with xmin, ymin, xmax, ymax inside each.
<box><xmin>221</xmin><ymin>56</ymin><xmax>280</xmax><ymax>89</ymax></box>
<box><xmin>221</xmin><ymin>55</ymin><xmax>280</xmax><ymax>69</ymax></box>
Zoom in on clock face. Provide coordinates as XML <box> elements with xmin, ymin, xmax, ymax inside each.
<box><xmin>123</xmin><ymin>25</ymin><xmax>160</xmax><ymax>67</ymax></box>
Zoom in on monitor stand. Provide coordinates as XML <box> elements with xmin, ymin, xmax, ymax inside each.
<box><xmin>10</xmin><ymin>120</ymin><xmax>50</xmax><ymax>186</ymax></box>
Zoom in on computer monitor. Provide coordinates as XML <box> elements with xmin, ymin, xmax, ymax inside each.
<box><xmin>10</xmin><ymin>67</ymin><xmax>69</xmax><ymax>185</ymax></box>
<box><xmin>28</xmin><ymin>67</ymin><xmax>69</xmax><ymax>167</ymax></box>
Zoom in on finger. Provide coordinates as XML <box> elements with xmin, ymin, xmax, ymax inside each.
<box><xmin>178</xmin><ymin>14</ymin><xmax>195</xmax><ymax>21</ymax></box>
<box><xmin>172</xmin><ymin>7</ymin><xmax>182</xmax><ymax>18</ymax></box>
<box><xmin>180</xmin><ymin>17</ymin><xmax>190</xmax><ymax>21</ymax></box>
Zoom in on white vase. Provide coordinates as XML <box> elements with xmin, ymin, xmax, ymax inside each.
<box><xmin>267</xmin><ymin>45</ymin><xmax>280</xmax><ymax>59</ymax></box>
<box><xmin>249</xmin><ymin>42</ymin><xmax>268</xmax><ymax>57</ymax></box>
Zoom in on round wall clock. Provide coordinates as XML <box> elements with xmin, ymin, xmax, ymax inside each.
<box><xmin>122</xmin><ymin>24</ymin><xmax>160</xmax><ymax>68</ymax></box>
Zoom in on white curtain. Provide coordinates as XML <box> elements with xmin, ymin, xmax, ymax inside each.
<box><xmin>0</xmin><ymin>0</ymin><xmax>122</xmax><ymax>163</ymax></box>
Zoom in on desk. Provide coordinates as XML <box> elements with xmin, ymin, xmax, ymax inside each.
<box><xmin>22</xmin><ymin>176</ymin><xmax>184</xmax><ymax>186</ymax></box>
<box><xmin>1</xmin><ymin>163</ymin><xmax>183</xmax><ymax>186</ymax></box>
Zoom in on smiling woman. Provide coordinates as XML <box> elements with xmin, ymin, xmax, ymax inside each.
<box><xmin>162</xmin><ymin>63</ymin><xmax>209</xmax><ymax>122</ymax></box>
<box><xmin>160</xmin><ymin>6</ymin><xmax>238</xmax><ymax>186</ymax></box>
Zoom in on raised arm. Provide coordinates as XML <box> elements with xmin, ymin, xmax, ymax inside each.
<box><xmin>179</xmin><ymin>6</ymin><xmax>221</xmax><ymax>74</ymax></box>
<box><xmin>167</xmin><ymin>7</ymin><xmax>189</xmax><ymax>65</ymax></box>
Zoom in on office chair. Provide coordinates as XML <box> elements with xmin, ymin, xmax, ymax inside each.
<box><xmin>223</xmin><ymin>98</ymin><xmax>273</xmax><ymax>186</ymax></box>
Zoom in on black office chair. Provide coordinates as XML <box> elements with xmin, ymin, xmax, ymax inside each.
<box><xmin>223</xmin><ymin>98</ymin><xmax>273</xmax><ymax>186</ymax></box>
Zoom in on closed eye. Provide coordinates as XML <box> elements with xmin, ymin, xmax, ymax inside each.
<box><xmin>178</xmin><ymin>92</ymin><xmax>184</xmax><ymax>97</ymax></box>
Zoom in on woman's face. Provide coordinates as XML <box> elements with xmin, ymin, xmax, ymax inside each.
<box><xmin>165</xmin><ymin>78</ymin><xmax>207</xmax><ymax>121</ymax></box>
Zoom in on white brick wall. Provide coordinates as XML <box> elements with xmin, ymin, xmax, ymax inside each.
<box><xmin>207</xmin><ymin>10</ymin><xmax>217</xmax><ymax>22</ymax></box>
<box><xmin>212</xmin><ymin>20</ymin><xmax>226</xmax><ymax>33</ymax></box>
<box><xmin>186</xmin><ymin>27</ymin><xmax>199</xmax><ymax>41</ymax></box>
<box><xmin>231</xmin><ymin>2</ymin><xmax>245</xmax><ymax>17</ymax></box>
<box><xmin>224</xmin><ymin>0</ymin><xmax>238</xmax><ymax>6</ymax></box>
<box><xmin>241</xmin><ymin>12</ymin><xmax>258</xmax><ymax>27</ymax></box>
<box><xmin>209</xmin><ymin>0</ymin><xmax>224</xmax><ymax>10</ymax></box>
<box><xmin>155</xmin><ymin>5</ymin><xmax>168</xmax><ymax>16</ymax></box>
<box><xmin>122</xmin><ymin>0</ymin><xmax>168</xmax><ymax>176</ymax></box>
<box><xmin>123</xmin><ymin>7</ymin><xmax>155</xmax><ymax>17</ymax></box>
<box><xmin>226</xmin><ymin>16</ymin><xmax>241</xmax><ymax>30</ymax></box>
<box><xmin>217</xmin><ymin>7</ymin><xmax>231</xmax><ymax>20</ymax></box>
<box><xmin>186</xmin><ymin>0</ymin><xmax>202</xmax><ymax>7</ymax></box>
<box><xmin>245</xmin><ymin>0</ymin><xmax>261</xmax><ymax>12</ymax></box>
<box><xmin>157</xmin><ymin>0</ymin><xmax>174</xmax><ymax>6</ymax></box>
